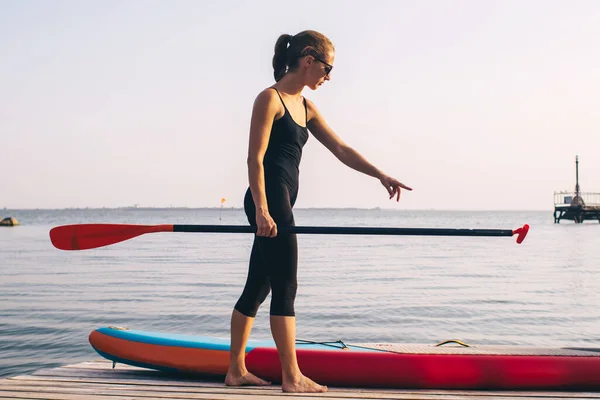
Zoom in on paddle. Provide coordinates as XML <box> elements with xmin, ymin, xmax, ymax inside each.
<box><xmin>49</xmin><ymin>223</ymin><xmax>529</xmax><ymax>251</ymax></box>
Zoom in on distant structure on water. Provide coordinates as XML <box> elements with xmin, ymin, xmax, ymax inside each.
<box><xmin>554</xmin><ymin>156</ymin><xmax>600</xmax><ymax>223</ymax></box>
<box><xmin>0</xmin><ymin>217</ymin><xmax>19</xmax><ymax>226</ymax></box>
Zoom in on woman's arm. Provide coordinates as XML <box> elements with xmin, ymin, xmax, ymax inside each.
<box><xmin>306</xmin><ymin>99</ymin><xmax>412</xmax><ymax>201</ymax></box>
<box><xmin>247</xmin><ymin>89</ymin><xmax>281</xmax><ymax>236</ymax></box>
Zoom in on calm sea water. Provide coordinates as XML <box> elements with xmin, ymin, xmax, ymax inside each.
<box><xmin>1</xmin><ymin>208</ymin><xmax>599</xmax><ymax>378</ymax></box>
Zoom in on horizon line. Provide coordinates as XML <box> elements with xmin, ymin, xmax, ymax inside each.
<box><xmin>3</xmin><ymin>206</ymin><xmax>551</xmax><ymax>212</ymax></box>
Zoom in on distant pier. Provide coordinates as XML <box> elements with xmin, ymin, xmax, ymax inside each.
<box><xmin>553</xmin><ymin>156</ymin><xmax>600</xmax><ymax>223</ymax></box>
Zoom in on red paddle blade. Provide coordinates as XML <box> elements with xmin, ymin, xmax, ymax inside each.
<box><xmin>513</xmin><ymin>224</ymin><xmax>530</xmax><ymax>244</ymax></box>
<box><xmin>49</xmin><ymin>224</ymin><xmax>173</xmax><ymax>251</ymax></box>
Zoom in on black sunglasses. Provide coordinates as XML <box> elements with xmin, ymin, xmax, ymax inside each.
<box><xmin>313</xmin><ymin>56</ymin><xmax>333</xmax><ymax>76</ymax></box>
<box><xmin>300</xmin><ymin>53</ymin><xmax>333</xmax><ymax>76</ymax></box>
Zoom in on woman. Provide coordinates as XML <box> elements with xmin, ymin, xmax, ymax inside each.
<box><xmin>225</xmin><ymin>30</ymin><xmax>412</xmax><ymax>393</ymax></box>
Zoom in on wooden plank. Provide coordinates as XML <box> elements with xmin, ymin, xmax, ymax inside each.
<box><xmin>0</xmin><ymin>381</ymin><xmax>287</xmax><ymax>397</ymax></box>
<box><xmin>5</xmin><ymin>377</ymin><xmax>600</xmax><ymax>400</ymax></box>
<box><xmin>30</xmin><ymin>367</ymin><xmax>201</xmax><ymax>380</ymax></box>
<box><xmin>9</xmin><ymin>369</ymin><xmax>600</xmax><ymax>399</ymax></box>
<box><xmin>54</xmin><ymin>360</ymin><xmax>600</xmax><ymax>399</ymax></box>
<box><xmin>4</xmin><ymin>360</ymin><xmax>600</xmax><ymax>400</ymax></box>
<box><xmin>9</xmin><ymin>374</ymin><xmax>228</xmax><ymax>389</ymax></box>
<box><xmin>0</xmin><ymin>390</ymin><xmax>306</xmax><ymax>400</ymax></box>
<box><xmin>0</xmin><ymin>392</ymin><xmax>478</xmax><ymax>400</ymax></box>
<box><xmin>0</xmin><ymin>384</ymin><xmax>583</xmax><ymax>400</ymax></box>
<box><xmin>63</xmin><ymin>360</ymin><xmax>147</xmax><ymax>371</ymax></box>
<box><xmin>0</xmin><ymin>382</ymin><xmax>513</xmax><ymax>400</ymax></box>
<box><xmin>0</xmin><ymin>392</ymin><xmax>143</xmax><ymax>400</ymax></box>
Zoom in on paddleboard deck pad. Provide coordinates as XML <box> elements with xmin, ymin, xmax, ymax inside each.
<box><xmin>89</xmin><ymin>326</ymin><xmax>600</xmax><ymax>390</ymax></box>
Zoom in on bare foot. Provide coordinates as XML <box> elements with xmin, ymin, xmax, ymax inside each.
<box><xmin>282</xmin><ymin>374</ymin><xmax>327</xmax><ymax>393</ymax></box>
<box><xmin>225</xmin><ymin>370</ymin><xmax>271</xmax><ymax>387</ymax></box>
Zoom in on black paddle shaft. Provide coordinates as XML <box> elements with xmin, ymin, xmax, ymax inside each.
<box><xmin>173</xmin><ymin>225</ymin><xmax>514</xmax><ymax>237</ymax></box>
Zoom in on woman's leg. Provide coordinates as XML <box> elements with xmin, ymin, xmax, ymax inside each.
<box><xmin>225</xmin><ymin>309</ymin><xmax>271</xmax><ymax>386</ymax></box>
<box><xmin>262</xmin><ymin>185</ymin><xmax>327</xmax><ymax>393</ymax></box>
<box><xmin>225</xmin><ymin>191</ymin><xmax>271</xmax><ymax>386</ymax></box>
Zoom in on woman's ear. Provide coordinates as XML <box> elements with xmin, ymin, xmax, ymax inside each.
<box><xmin>300</xmin><ymin>46</ymin><xmax>315</xmax><ymax>66</ymax></box>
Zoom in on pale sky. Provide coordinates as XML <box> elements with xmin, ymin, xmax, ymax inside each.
<box><xmin>2</xmin><ymin>0</ymin><xmax>599</xmax><ymax>210</ymax></box>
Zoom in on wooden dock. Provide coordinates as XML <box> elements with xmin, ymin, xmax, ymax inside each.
<box><xmin>554</xmin><ymin>203</ymin><xmax>600</xmax><ymax>223</ymax></box>
<box><xmin>1</xmin><ymin>359</ymin><xmax>599</xmax><ymax>400</ymax></box>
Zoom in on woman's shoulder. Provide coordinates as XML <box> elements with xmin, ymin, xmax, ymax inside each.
<box><xmin>256</xmin><ymin>86</ymin><xmax>280</xmax><ymax>100</ymax></box>
<box><xmin>253</xmin><ymin>87</ymin><xmax>280</xmax><ymax>107</ymax></box>
<box><xmin>251</xmin><ymin>87</ymin><xmax>285</xmax><ymax>120</ymax></box>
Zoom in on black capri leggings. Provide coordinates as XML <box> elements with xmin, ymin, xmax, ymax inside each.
<box><xmin>234</xmin><ymin>182</ymin><xmax>299</xmax><ymax>317</ymax></box>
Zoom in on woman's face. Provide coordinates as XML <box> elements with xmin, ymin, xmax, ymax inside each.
<box><xmin>306</xmin><ymin>51</ymin><xmax>334</xmax><ymax>90</ymax></box>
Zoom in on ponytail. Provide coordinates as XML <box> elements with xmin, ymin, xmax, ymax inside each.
<box><xmin>273</xmin><ymin>34</ymin><xmax>293</xmax><ymax>82</ymax></box>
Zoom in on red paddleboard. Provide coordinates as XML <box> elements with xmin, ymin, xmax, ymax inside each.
<box><xmin>90</xmin><ymin>327</ymin><xmax>600</xmax><ymax>390</ymax></box>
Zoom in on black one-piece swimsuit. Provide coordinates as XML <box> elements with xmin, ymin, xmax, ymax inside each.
<box><xmin>234</xmin><ymin>88</ymin><xmax>309</xmax><ymax>317</ymax></box>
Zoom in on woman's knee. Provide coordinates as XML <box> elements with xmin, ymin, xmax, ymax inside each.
<box><xmin>269</xmin><ymin>280</ymin><xmax>297</xmax><ymax>316</ymax></box>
